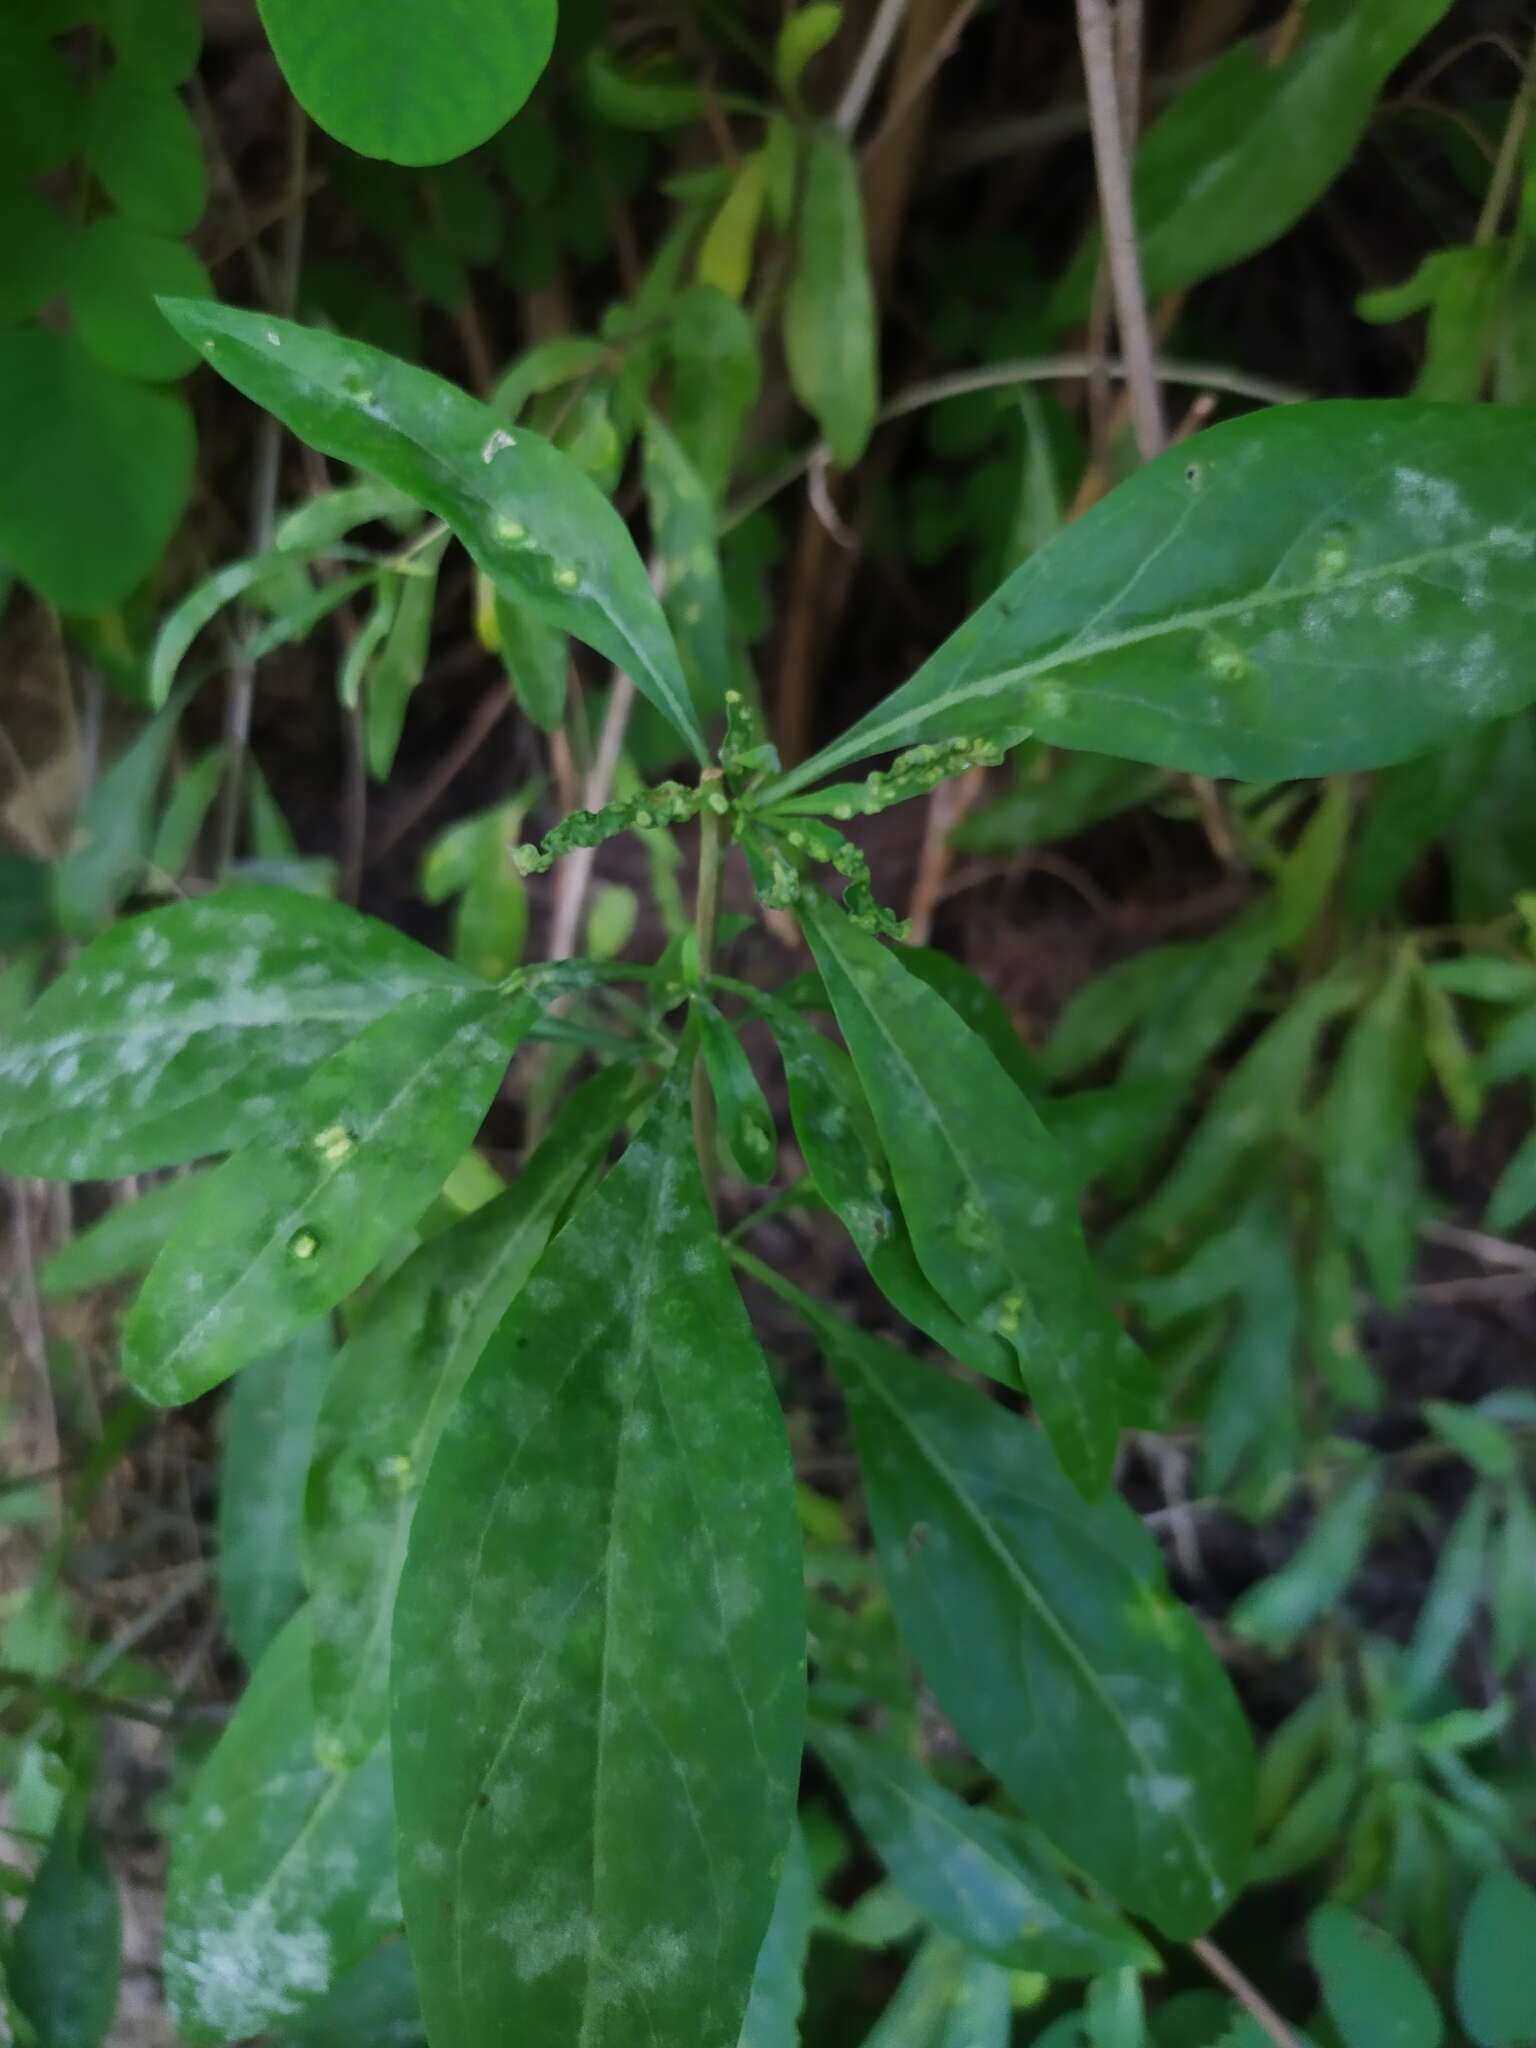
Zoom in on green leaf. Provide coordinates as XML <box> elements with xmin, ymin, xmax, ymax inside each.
<box><xmin>776</xmin><ymin>4</ymin><xmax>843</xmax><ymax>97</ymax></box>
<box><xmin>304</xmin><ymin>1067</ymin><xmax>638</xmax><ymax>1764</ymax></box>
<box><xmin>10</xmin><ymin>1814</ymin><xmax>121</xmax><ymax>2048</ymax></box>
<box><xmin>54</xmin><ymin>695</ymin><xmax>181</xmax><ymax>935</ymax></box>
<box><xmin>66</xmin><ymin>216</ymin><xmax>211</xmax><ymax>381</ymax></box>
<box><xmin>1396</xmin><ymin>1486</ymin><xmax>1493</xmax><ymax>1709</ymax></box>
<box><xmin>1348</xmin><ymin>740</ymin><xmax>1489</xmax><ymax>920</ymax></box>
<box><xmin>0</xmin><ymin>188</ymin><xmax>75</xmax><ymax>327</ymax></box>
<box><xmin>801</xmin><ymin>891</ymin><xmax>1149</xmax><ymax>1493</ymax></box>
<box><xmin>269</xmin><ymin>1940</ymin><xmax>423</xmax><ymax>2047</ymax></box>
<box><xmin>1422</xmin><ymin>1402</ymin><xmax>1518</xmax><ymax>1483</ymax></box>
<box><xmin>218</xmin><ymin>1322</ymin><xmax>333</xmax><ymax>1667</ymax></box>
<box><xmin>1200</xmin><ymin>1194</ymin><xmax>1301</xmax><ymax>1495</ymax></box>
<box><xmin>159</xmin><ymin>301</ymin><xmax>706</xmax><ymax>761</ymax></box>
<box><xmin>39</xmin><ymin>1173</ymin><xmax>202</xmax><ymax>1297</ymax></box>
<box><xmin>813</xmin><ymin>1723</ymin><xmax>1154</xmax><ymax>1977</ymax></box>
<box><xmin>1359</xmin><ymin>245</ymin><xmax>1507</xmax><ymax>403</ymax></box>
<box><xmin>805</xmin><ymin>1303</ymin><xmax>1253</xmax><ymax>1937</ymax></box>
<box><xmin>763</xmin><ymin>402</ymin><xmax>1536</xmax><ymax>801</ymax></box>
<box><xmin>699</xmin><ymin>997</ymin><xmax>777</xmax><ymax>1183</ymax></box>
<box><xmin>1229</xmin><ymin>1467</ymin><xmax>1382</xmax><ymax>1653</ymax></box>
<box><xmin>255</xmin><ymin>0</ymin><xmax>555</xmax><ymax>163</ymax></box>
<box><xmin>1456</xmin><ymin>1867</ymin><xmax>1536</xmax><ymax>2047</ymax></box>
<box><xmin>898</xmin><ymin>946</ymin><xmax>1048</xmax><ymax>1100</ymax></box>
<box><xmin>698</xmin><ymin>156</ymin><xmax>767</xmax><ymax>303</ymax></box>
<box><xmin>421</xmin><ymin>798</ymin><xmax>531</xmax><ymax>982</ymax></box>
<box><xmin>1086</xmin><ymin>1969</ymin><xmax>1148</xmax><ymax>2048</ymax></box>
<box><xmin>164</xmin><ymin>1611</ymin><xmax>398</xmax><ymax>2043</ymax></box>
<box><xmin>1492</xmin><ymin>1487</ymin><xmax>1536</xmax><ymax>1676</ymax></box>
<box><xmin>772</xmin><ymin>1006</ymin><xmax>1016</xmax><ymax>1383</ymax></box>
<box><xmin>367</xmin><ymin>537</ymin><xmax>447</xmax><ymax>780</ymax></box>
<box><xmin>391</xmin><ymin>1063</ymin><xmax>804</xmax><ymax>2047</ymax></box>
<box><xmin>665</xmin><ymin>285</ymin><xmax>762</xmax><ymax>504</ymax></box>
<box><xmin>1051</xmin><ymin>0</ymin><xmax>1454</xmax><ymax>317</ymax></box>
<box><xmin>862</xmin><ymin>1937</ymin><xmax>1012</xmax><ymax>2048</ymax></box>
<box><xmin>582</xmin><ymin>45</ymin><xmax>705</xmax><ymax>130</ymax></box>
<box><xmin>0</xmin><ymin>888</ymin><xmax>469</xmax><ymax>1178</ymax></box>
<box><xmin>1486</xmin><ymin>1125</ymin><xmax>1536</xmax><ymax>1233</ymax></box>
<box><xmin>494</xmin><ymin>594</ymin><xmax>567</xmax><ymax>731</ymax></box>
<box><xmin>953</xmin><ymin>744</ymin><xmax>1163</xmax><ymax>858</ymax></box>
<box><xmin>100</xmin><ymin>0</ymin><xmax>201</xmax><ymax>82</ymax></box>
<box><xmin>1308</xmin><ymin>1903</ymin><xmax>1443</xmax><ymax>2048</ymax></box>
<box><xmin>150</xmin><ymin>743</ymin><xmax>227</xmax><ymax>877</ymax></box>
<box><xmin>1323</xmin><ymin>952</ymin><xmax>1425</xmax><ymax>1305</ymax></box>
<box><xmin>738</xmin><ymin>1828</ymin><xmax>815</xmax><ymax>2048</ymax></box>
<box><xmin>86</xmin><ymin>70</ymin><xmax>206</xmax><ymax>233</ymax></box>
<box><xmin>784</xmin><ymin>126</ymin><xmax>878</xmax><ymax>469</ymax></box>
<box><xmin>643</xmin><ymin>409</ymin><xmax>732</xmax><ymax>713</ymax></box>
<box><xmin>0</xmin><ymin>329</ymin><xmax>193</xmax><ymax>613</ymax></box>
<box><xmin>123</xmin><ymin>981</ymin><xmax>539</xmax><ymax>1402</ymax></box>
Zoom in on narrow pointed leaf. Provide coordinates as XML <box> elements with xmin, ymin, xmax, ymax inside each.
<box><xmin>0</xmin><ymin>888</ymin><xmax>469</xmax><ymax>1178</ymax></box>
<box><xmin>39</xmin><ymin>1173</ymin><xmax>202</xmax><ymax>1298</ymax></box>
<box><xmin>801</xmin><ymin>891</ymin><xmax>1145</xmax><ymax>1492</ymax></box>
<box><xmin>10</xmin><ymin>1814</ymin><xmax>121</xmax><ymax>2048</ymax></box>
<box><xmin>1229</xmin><ymin>1468</ymin><xmax>1382</xmax><ymax>1653</ymax></box>
<box><xmin>54</xmin><ymin>695</ymin><xmax>181</xmax><ymax>934</ymax></box>
<box><xmin>772</xmin><ymin>1005</ymin><xmax>1016</xmax><ymax>1384</ymax></box>
<box><xmin>218</xmin><ymin>1322</ymin><xmax>333</xmax><ymax>1666</ymax></box>
<box><xmin>124</xmin><ymin>982</ymin><xmax>537</xmax><ymax>1403</ymax></box>
<box><xmin>164</xmin><ymin>1611</ymin><xmax>398</xmax><ymax>2043</ymax></box>
<box><xmin>1308</xmin><ymin>1903</ymin><xmax>1442</xmax><ymax>2048</ymax></box>
<box><xmin>806</xmin><ymin>1305</ymin><xmax>1253</xmax><ymax>1937</ymax></box>
<box><xmin>783</xmin><ymin>126</ymin><xmax>877</xmax><ymax>469</ymax></box>
<box><xmin>391</xmin><ymin>1066</ymin><xmax>804</xmax><ymax>2047</ymax></box>
<box><xmin>158</xmin><ymin>301</ymin><xmax>705</xmax><ymax>760</ymax></box>
<box><xmin>699</xmin><ymin>997</ymin><xmax>777</xmax><ymax>1183</ymax></box>
<box><xmin>813</xmin><ymin>1723</ymin><xmax>1154</xmax><ymax>1977</ymax></box>
<box><xmin>764</xmin><ymin>402</ymin><xmax>1536</xmax><ymax>801</ymax></box>
<box><xmin>304</xmin><ymin>1068</ymin><xmax>639</xmax><ymax>1764</ymax></box>
<box><xmin>738</xmin><ymin>1828</ymin><xmax>815</xmax><ymax>2048</ymax></box>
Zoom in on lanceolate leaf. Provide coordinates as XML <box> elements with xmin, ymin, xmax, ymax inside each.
<box><xmin>1308</xmin><ymin>1903</ymin><xmax>1442</xmax><ymax>2048</ymax></box>
<box><xmin>738</xmin><ymin>1828</ymin><xmax>816</xmax><ymax>2048</ymax></box>
<box><xmin>218</xmin><ymin>1322</ymin><xmax>334</xmax><ymax>1668</ymax></box>
<box><xmin>1052</xmin><ymin>0</ymin><xmax>1454</xmax><ymax>317</ymax></box>
<box><xmin>764</xmin><ymin>402</ymin><xmax>1536</xmax><ymax>801</ymax></box>
<box><xmin>783</xmin><ymin>126</ymin><xmax>878</xmax><ymax>470</ymax></box>
<box><xmin>813</xmin><ymin>1723</ymin><xmax>1155</xmax><ymax>1977</ymax></box>
<box><xmin>164</xmin><ymin>1611</ymin><xmax>399</xmax><ymax>2044</ymax></box>
<box><xmin>304</xmin><ymin>1068</ymin><xmax>640</xmax><ymax>1765</ymax></box>
<box><xmin>801</xmin><ymin>890</ymin><xmax>1150</xmax><ymax>1493</ymax></box>
<box><xmin>0</xmin><ymin>888</ymin><xmax>469</xmax><ymax>1179</ymax></box>
<box><xmin>10</xmin><ymin>1812</ymin><xmax>121</xmax><ymax>2048</ymax></box>
<box><xmin>863</xmin><ymin>1934</ymin><xmax>1012</xmax><ymax>2048</ymax></box>
<box><xmin>124</xmin><ymin>982</ymin><xmax>539</xmax><ymax>1403</ymax></box>
<box><xmin>391</xmin><ymin>1065</ymin><xmax>804</xmax><ymax>2048</ymax></box>
<box><xmin>801</xmin><ymin>1302</ymin><xmax>1254</xmax><ymax>1937</ymax></box>
<box><xmin>54</xmin><ymin>693</ymin><xmax>182</xmax><ymax>935</ymax></box>
<box><xmin>39</xmin><ymin>1173</ymin><xmax>202</xmax><ymax>1298</ymax></box>
<box><xmin>158</xmin><ymin>301</ymin><xmax>706</xmax><ymax>761</ymax></box>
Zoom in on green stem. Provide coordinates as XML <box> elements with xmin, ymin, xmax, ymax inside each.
<box><xmin>692</xmin><ymin>770</ymin><xmax>729</xmax><ymax>1218</ymax></box>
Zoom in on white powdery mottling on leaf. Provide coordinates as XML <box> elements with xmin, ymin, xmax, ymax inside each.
<box><xmin>167</xmin><ymin>1885</ymin><xmax>332</xmax><ymax>2035</ymax></box>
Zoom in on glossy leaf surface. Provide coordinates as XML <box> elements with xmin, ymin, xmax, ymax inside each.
<box><xmin>164</xmin><ymin>1612</ymin><xmax>398</xmax><ymax>2043</ymax></box>
<box><xmin>305</xmin><ymin>1068</ymin><xmax>637</xmax><ymax>1763</ymax></box>
<box><xmin>124</xmin><ymin>983</ymin><xmax>536</xmax><ymax>1402</ymax></box>
<box><xmin>816</xmin><ymin>1309</ymin><xmax>1254</xmax><ymax>1937</ymax></box>
<box><xmin>766</xmin><ymin>403</ymin><xmax>1536</xmax><ymax>800</ymax></box>
<box><xmin>0</xmin><ymin>888</ymin><xmax>468</xmax><ymax>1178</ymax></box>
<box><xmin>802</xmin><ymin>891</ymin><xmax>1147</xmax><ymax>1492</ymax></box>
<box><xmin>391</xmin><ymin>1069</ymin><xmax>804</xmax><ymax>2048</ymax></box>
<box><xmin>159</xmin><ymin>301</ymin><xmax>705</xmax><ymax>759</ymax></box>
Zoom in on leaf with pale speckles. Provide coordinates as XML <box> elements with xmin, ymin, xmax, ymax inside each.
<box><xmin>157</xmin><ymin>300</ymin><xmax>706</xmax><ymax>761</ymax></box>
<box><xmin>0</xmin><ymin>888</ymin><xmax>470</xmax><ymax>1179</ymax></box>
<box><xmin>164</xmin><ymin>1610</ymin><xmax>399</xmax><ymax>2044</ymax></box>
<box><xmin>123</xmin><ymin>981</ymin><xmax>540</xmax><ymax>1404</ymax></box>
<box><xmin>219</xmin><ymin>1321</ymin><xmax>334</xmax><ymax>1667</ymax></box>
<box><xmin>812</xmin><ymin>1723</ymin><xmax>1154</xmax><ymax>1978</ymax></box>
<box><xmin>391</xmin><ymin>1061</ymin><xmax>804</xmax><ymax>2048</ymax></box>
<box><xmin>800</xmin><ymin>890</ymin><xmax>1151</xmax><ymax>1495</ymax></box>
<box><xmin>763</xmin><ymin>402</ymin><xmax>1536</xmax><ymax>802</ymax></box>
<box><xmin>797</xmin><ymin>1296</ymin><xmax>1253</xmax><ymax>1939</ymax></box>
<box><xmin>304</xmin><ymin>1067</ymin><xmax>642</xmax><ymax>1766</ymax></box>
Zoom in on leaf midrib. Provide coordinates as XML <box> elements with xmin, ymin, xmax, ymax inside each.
<box><xmin>765</xmin><ymin>525</ymin><xmax>1521</xmax><ymax>801</ymax></box>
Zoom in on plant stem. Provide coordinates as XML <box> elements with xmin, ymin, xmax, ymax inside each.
<box><xmin>1475</xmin><ymin>22</ymin><xmax>1536</xmax><ymax>245</ymax></box>
<box><xmin>836</xmin><ymin>0</ymin><xmax>910</xmax><ymax>136</ymax></box>
<box><xmin>1074</xmin><ymin>0</ymin><xmax>1165</xmax><ymax>460</ymax></box>
<box><xmin>1191</xmin><ymin>1937</ymin><xmax>1302</xmax><ymax>2048</ymax></box>
<box><xmin>691</xmin><ymin>768</ymin><xmax>728</xmax><ymax>1219</ymax></box>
